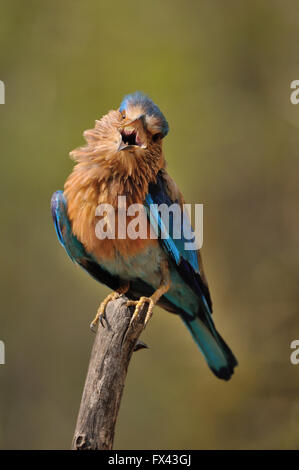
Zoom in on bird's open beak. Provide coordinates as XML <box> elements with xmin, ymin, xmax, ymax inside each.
<box><xmin>118</xmin><ymin>115</ymin><xmax>147</xmax><ymax>152</ymax></box>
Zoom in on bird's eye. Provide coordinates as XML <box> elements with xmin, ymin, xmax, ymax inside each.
<box><xmin>121</xmin><ymin>110</ymin><xmax>126</xmax><ymax>119</ymax></box>
<box><xmin>153</xmin><ymin>133</ymin><xmax>161</xmax><ymax>142</ymax></box>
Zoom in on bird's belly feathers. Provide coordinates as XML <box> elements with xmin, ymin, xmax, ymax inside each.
<box><xmin>99</xmin><ymin>239</ymin><xmax>199</xmax><ymax>316</ymax></box>
<box><xmin>99</xmin><ymin>240</ymin><xmax>167</xmax><ymax>288</ymax></box>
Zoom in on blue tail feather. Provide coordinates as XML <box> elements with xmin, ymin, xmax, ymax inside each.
<box><xmin>181</xmin><ymin>313</ymin><xmax>238</xmax><ymax>381</ymax></box>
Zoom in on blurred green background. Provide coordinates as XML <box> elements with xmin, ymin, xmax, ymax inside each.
<box><xmin>1</xmin><ymin>0</ymin><xmax>299</xmax><ymax>449</ymax></box>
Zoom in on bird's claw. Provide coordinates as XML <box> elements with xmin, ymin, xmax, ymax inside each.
<box><xmin>90</xmin><ymin>312</ymin><xmax>106</xmax><ymax>332</ymax></box>
<box><xmin>126</xmin><ymin>296</ymin><xmax>155</xmax><ymax>328</ymax></box>
<box><xmin>134</xmin><ymin>340</ymin><xmax>149</xmax><ymax>352</ymax></box>
<box><xmin>90</xmin><ymin>292</ymin><xmax>121</xmax><ymax>332</ymax></box>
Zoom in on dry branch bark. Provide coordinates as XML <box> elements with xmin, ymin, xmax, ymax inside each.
<box><xmin>71</xmin><ymin>295</ymin><xmax>147</xmax><ymax>450</ymax></box>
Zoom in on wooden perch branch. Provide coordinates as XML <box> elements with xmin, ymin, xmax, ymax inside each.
<box><xmin>71</xmin><ymin>295</ymin><xmax>147</xmax><ymax>450</ymax></box>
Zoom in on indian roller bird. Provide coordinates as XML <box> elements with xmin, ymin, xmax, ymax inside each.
<box><xmin>51</xmin><ymin>92</ymin><xmax>237</xmax><ymax>380</ymax></box>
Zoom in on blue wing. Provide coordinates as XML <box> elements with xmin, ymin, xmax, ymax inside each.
<box><xmin>51</xmin><ymin>190</ymin><xmax>121</xmax><ymax>290</ymax></box>
<box><xmin>145</xmin><ymin>172</ymin><xmax>237</xmax><ymax>380</ymax></box>
<box><xmin>145</xmin><ymin>171</ymin><xmax>212</xmax><ymax>313</ymax></box>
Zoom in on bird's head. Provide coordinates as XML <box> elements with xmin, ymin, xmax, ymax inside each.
<box><xmin>70</xmin><ymin>92</ymin><xmax>168</xmax><ymax>177</ymax></box>
<box><xmin>117</xmin><ymin>92</ymin><xmax>169</xmax><ymax>154</ymax></box>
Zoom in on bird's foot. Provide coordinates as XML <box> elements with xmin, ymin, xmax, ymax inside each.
<box><xmin>90</xmin><ymin>292</ymin><xmax>120</xmax><ymax>332</ymax></box>
<box><xmin>90</xmin><ymin>283</ymin><xmax>130</xmax><ymax>332</ymax></box>
<box><xmin>126</xmin><ymin>296</ymin><xmax>155</xmax><ymax>328</ymax></box>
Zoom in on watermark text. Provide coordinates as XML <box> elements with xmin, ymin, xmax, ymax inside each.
<box><xmin>0</xmin><ymin>81</ymin><xmax>5</xmax><ymax>104</ymax></box>
<box><xmin>0</xmin><ymin>341</ymin><xmax>5</xmax><ymax>364</ymax></box>
<box><xmin>290</xmin><ymin>340</ymin><xmax>299</xmax><ymax>365</ymax></box>
<box><xmin>94</xmin><ymin>197</ymin><xmax>203</xmax><ymax>250</ymax></box>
